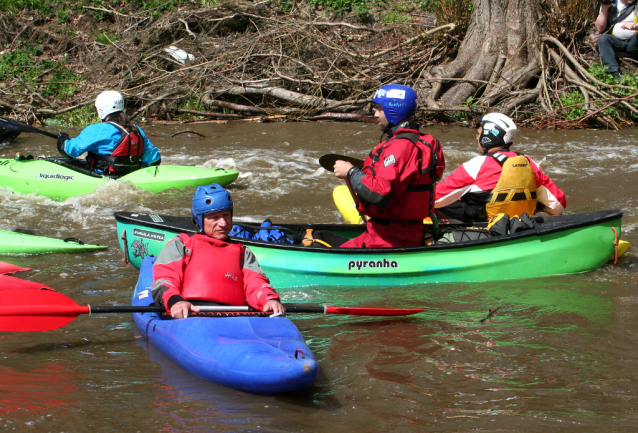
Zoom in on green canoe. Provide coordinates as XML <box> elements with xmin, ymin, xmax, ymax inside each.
<box><xmin>114</xmin><ymin>209</ymin><xmax>623</xmax><ymax>288</ymax></box>
<box><xmin>0</xmin><ymin>230</ymin><xmax>108</xmax><ymax>254</ymax></box>
<box><xmin>0</xmin><ymin>157</ymin><xmax>239</xmax><ymax>201</ymax></box>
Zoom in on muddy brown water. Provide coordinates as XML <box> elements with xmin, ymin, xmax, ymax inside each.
<box><xmin>0</xmin><ymin>121</ymin><xmax>637</xmax><ymax>432</ymax></box>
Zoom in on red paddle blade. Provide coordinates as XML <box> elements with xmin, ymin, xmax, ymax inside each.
<box><xmin>0</xmin><ymin>275</ymin><xmax>56</xmax><ymax>291</ymax></box>
<box><xmin>0</xmin><ymin>261</ymin><xmax>30</xmax><ymax>275</ymax></box>
<box><xmin>325</xmin><ymin>306</ymin><xmax>424</xmax><ymax>316</ymax></box>
<box><xmin>0</xmin><ymin>290</ymin><xmax>88</xmax><ymax>332</ymax></box>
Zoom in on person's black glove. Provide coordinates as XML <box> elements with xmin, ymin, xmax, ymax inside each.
<box><xmin>57</xmin><ymin>132</ymin><xmax>72</xmax><ymax>158</ymax></box>
<box><xmin>601</xmin><ymin>0</ymin><xmax>614</xmax><ymax>5</ymax></box>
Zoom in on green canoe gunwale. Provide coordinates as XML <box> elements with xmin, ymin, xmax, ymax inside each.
<box><xmin>114</xmin><ymin>210</ymin><xmax>623</xmax><ymax>288</ymax></box>
<box><xmin>114</xmin><ymin>210</ymin><xmax>622</xmax><ymax>253</ymax></box>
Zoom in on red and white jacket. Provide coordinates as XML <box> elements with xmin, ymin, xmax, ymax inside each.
<box><xmin>151</xmin><ymin>233</ymin><xmax>280</xmax><ymax>312</ymax></box>
<box><xmin>434</xmin><ymin>150</ymin><xmax>566</xmax><ymax>216</ymax></box>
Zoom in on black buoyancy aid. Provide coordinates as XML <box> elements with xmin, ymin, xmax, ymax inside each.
<box><xmin>485</xmin><ymin>152</ymin><xmax>537</xmax><ymax>220</ymax></box>
<box><xmin>604</xmin><ymin>1</ymin><xmax>637</xmax><ymax>34</ymax></box>
<box><xmin>89</xmin><ymin>122</ymin><xmax>144</xmax><ymax>174</ymax></box>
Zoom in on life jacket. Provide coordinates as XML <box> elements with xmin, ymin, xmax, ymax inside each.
<box><xmin>604</xmin><ymin>1</ymin><xmax>637</xmax><ymax>34</ymax></box>
<box><xmin>180</xmin><ymin>234</ymin><xmax>247</xmax><ymax>306</ymax></box>
<box><xmin>484</xmin><ymin>152</ymin><xmax>537</xmax><ymax>220</ymax></box>
<box><xmin>89</xmin><ymin>122</ymin><xmax>144</xmax><ymax>174</ymax></box>
<box><xmin>365</xmin><ymin>131</ymin><xmax>445</xmax><ymax>219</ymax></box>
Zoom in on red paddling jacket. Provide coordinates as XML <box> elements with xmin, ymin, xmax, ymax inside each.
<box><xmin>151</xmin><ymin>233</ymin><xmax>280</xmax><ymax>312</ymax></box>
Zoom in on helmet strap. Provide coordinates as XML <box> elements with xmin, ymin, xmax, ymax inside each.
<box><xmin>382</xmin><ymin>120</ymin><xmax>419</xmax><ymax>140</ymax></box>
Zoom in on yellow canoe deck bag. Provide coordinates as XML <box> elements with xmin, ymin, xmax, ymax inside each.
<box><xmin>485</xmin><ymin>152</ymin><xmax>537</xmax><ymax>221</ymax></box>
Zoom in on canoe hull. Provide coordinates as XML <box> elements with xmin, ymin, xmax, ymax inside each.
<box><xmin>0</xmin><ymin>159</ymin><xmax>238</xmax><ymax>200</ymax></box>
<box><xmin>0</xmin><ymin>230</ymin><xmax>107</xmax><ymax>254</ymax></box>
<box><xmin>132</xmin><ymin>256</ymin><xmax>318</xmax><ymax>393</ymax></box>
<box><xmin>116</xmin><ymin>210</ymin><xmax>623</xmax><ymax>288</ymax></box>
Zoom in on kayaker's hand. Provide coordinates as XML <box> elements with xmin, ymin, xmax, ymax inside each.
<box><xmin>333</xmin><ymin>160</ymin><xmax>353</xmax><ymax>179</ymax></box>
<box><xmin>170</xmin><ymin>301</ymin><xmax>200</xmax><ymax>319</ymax></box>
<box><xmin>57</xmin><ymin>132</ymin><xmax>72</xmax><ymax>159</ymax></box>
<box><xmin>263</xmin><ymin>300</ymin><xmax>286</xmax><ymax>315</ymax></box>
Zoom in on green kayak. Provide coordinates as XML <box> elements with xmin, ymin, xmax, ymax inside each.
<box><xmin>0</xmin><ymin>230</ymin><xmax>107</xmax><ymax>254</ymax></box>
<box><xmin>0</xmin><ymin>157</ymin><xmax>239</xmax><ymax>201</ymax></box>
<box><xmin>114</xmin><ymin>210</ymin><xmax>623</xmax><ymax>288</ymax></box>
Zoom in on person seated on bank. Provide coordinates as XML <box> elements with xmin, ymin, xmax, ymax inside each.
<box><xmin>56</xmin><ymin>90</ymin><xmax>161</xmax><ymax>175</ymax></box>
<box><xmin>151</xmin><ymin>183</ymin><xmax>285</xmax><ymax>319</ymax></box>
<box><xmin>434</xmin><ymin>113</ymin><xmax>566</xmax><ymax>223</ymax></box>
<box><xmin>332</xmin><ymin>84</ymin><xmax>445</xmax><ymax>248</ymax></box>
<box><xmin>595</xmin><ymin>0</ymin><xmax>638</xmax><ymax>80</ymax></box>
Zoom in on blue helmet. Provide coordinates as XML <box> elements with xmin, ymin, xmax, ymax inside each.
<box><xmin>372</xmin><ymin>84</ymin><xmax>417</xmax><ymax>125</ymax></box>
<box><xmin>192</xmin><ymin>184</ymin><xmax>233</xmax><ymax>232</ymax></box>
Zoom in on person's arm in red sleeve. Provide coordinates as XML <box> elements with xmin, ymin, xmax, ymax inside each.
<box><xmin>434</xmin><ymin>158</ymin><xmax>482</xmax><ymax>208</ymax></box>
<box><xmin>240</xmin><ymin>246</ymin><xmax>283</xmax><ymax>312</ymax></box>
<box><xmin>348</xmin><ymin>141</ymin><xmax>413</xmax><ymax>208</ymax></box>
<box><xmin>151</xmin><ymin>234</ymin><xmax>190</xmax><ymax>312</ymax></box>
<box><xmin>529</xmin><ymin>157</ymin><xmax>566</xmax><ymax>215</ymax></box>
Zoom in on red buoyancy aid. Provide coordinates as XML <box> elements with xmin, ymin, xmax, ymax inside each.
<box><xmin>107</xmin><ymin>122</ymin><xmax>144</xmax><ymax>158</ymax></box>
<box><xmin>180</xmin><ymin>234</ymin><xmax>248</xmax><ymax>306</ymax></box>
<box><xmin>358</xmin><ymin>130</ymin><xmax>446</xmax><ymax>221</ymax></box>
<box><xmin>89</xmin><ymin>122</ymin><xmax>144</xmax><ymax>174</ymax></box>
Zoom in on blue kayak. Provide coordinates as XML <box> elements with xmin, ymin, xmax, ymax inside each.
<box><xmin>132</xmin><ymin>256</ymin><xmax>319</xmax><ymax>393</ymax></box>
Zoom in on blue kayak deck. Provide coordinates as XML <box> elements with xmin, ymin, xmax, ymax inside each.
<box><xmin>132</xmin><ymin>256</ymin><xmax>318</xmax><ymax>393</ymax></box>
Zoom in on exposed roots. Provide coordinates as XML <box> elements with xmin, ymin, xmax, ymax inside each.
<box><xmin>1</xmin><ymin>0</ymin><xmax>638</xmax><ymax>129</ymax></box>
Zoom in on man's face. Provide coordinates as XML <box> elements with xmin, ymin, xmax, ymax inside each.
<box><xmin>374</xmin><ymin>104</ymin><xmax>390</xmax><ymax>131</ymax></box>
<box><xmin>202</xmin><ymin>210</ymin><xmax>232</xmax><ymax>240</ymax></box>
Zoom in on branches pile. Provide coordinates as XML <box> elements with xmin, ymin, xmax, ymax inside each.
<box><xmin>0</xmin><ymin>1</ymin><xmax>454</xmax><ymax>123</ymax></box>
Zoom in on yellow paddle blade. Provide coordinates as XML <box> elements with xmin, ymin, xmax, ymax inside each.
<box><xmin>610</xmin><ymin>240</ymin><xmax>630</xmax><ymax>262</ymax></box>
<box><xmin>333</xmin><ymin>185</ymin><xmax>363</xmax><ymax>225</ymax></box>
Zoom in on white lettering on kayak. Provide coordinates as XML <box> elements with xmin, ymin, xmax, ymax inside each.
<box><xmin>133</xmin><ymin>228</ymin><xmax>166</xmax><ymax>242</ymax></box>
<box><xmin>35</xmin><ymin>173</ymin><xmax>75</xmax><ymax>181</ymax></box>
<box><xmin>348</xmin><ymin>259</ymin><xmax>398</xmax><ymax>271</ymax></box>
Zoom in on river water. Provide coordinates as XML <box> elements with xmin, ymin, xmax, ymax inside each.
<box><xmin>0</xmin><ymin>121</ymin><xmax>637</xmax><ymax>432</ymax></box>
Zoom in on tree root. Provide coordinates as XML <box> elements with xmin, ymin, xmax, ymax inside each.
<box><xmin>2</xmin><ymin>2</ymin><xmax>638</xmax><ymax>129</ymax></box>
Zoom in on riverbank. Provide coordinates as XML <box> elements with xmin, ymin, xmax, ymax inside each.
<box><xmin>1</xmin><ymin>0</ymin><xmax>637</xmax><ymax>129</ymax></box>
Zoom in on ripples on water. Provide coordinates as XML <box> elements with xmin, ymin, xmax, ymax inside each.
<box><xmin>0</xmin><ymin>122</ymin><xmax>637</xmax><ymax>431</ymax></box>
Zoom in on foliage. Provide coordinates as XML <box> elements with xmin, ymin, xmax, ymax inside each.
<box><xmin>0</xmin><ymin>48</ymin><xmax>82</xmax><ymax>98</ymax></box>
<box><xmin>95</xmin><ymin>32</ymin><xmax>118</xmax><ymax>45</ymax></box>
<box><xmin>539</xmin><ymin>0</ymin><xmax>596</xmax><ymax>48</ymax></box>
<box><xmin>305</xmin><ymin>0</ymin><xmax>371</xmax><ymax>17</ymax></box>
<box><xmin>453</xmin><ymin>96</ymin><xmax>478</xmax><ymax>121</ymax></box>
<box><xmin>383</xmin><ymin>11</ymin><xmax>410</xmax><ymax>24</ymax></box>
<box><xmin>558</xmin><ymin>91</ymin><xmax>584</xmax><ymax>120</ymax></box>
<box><xmin>417</xmin><ymin>0</ymin><xmax>472</xmax><ymax>33</ymax></box>
<box><xmin>0</xmin><ymin>0</ymin><xmax>219</xmax><ymax>19</ymax></box>
<box><xmin>53</xmin><ymin>104</ymin><xmax>98</xmax><ymax>126</ymax></box>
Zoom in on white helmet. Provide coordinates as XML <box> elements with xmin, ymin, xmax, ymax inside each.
<box><xmin>95</xmin><ymin>91</ymin><xmax>125</xmax><ymax>120</ymax></box>
<box><xmin>477</xmin><ymin>113</ymin><xmax>517</xmax><ymax>150</ymax></box>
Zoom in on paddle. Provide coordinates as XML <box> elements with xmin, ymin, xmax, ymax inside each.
<box><xmin>0</xmin><ymin>116</ymin><xmax>59</xmax><ymax>139</ymax></box>
<box><xmin>318</xmin><ymin>154</ymin><xmax>364</xmax><ymax>172</ymax></box>
<box><xmin>319</xmin><ymin>154</ymin><xmax>367</xmax><ymax>223</ymax></box>
<box><xmin>0</xmin><ymin>290</ymin><xmax>425</xmax><ymax>332</ymax></box>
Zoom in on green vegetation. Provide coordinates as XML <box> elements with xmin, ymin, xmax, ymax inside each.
<box><xmin>52</xmin><ymin>104</ymin><xmax>99</xmax><ymax>126</ymax></box>
<box><xmin>0</xmin><ymin>0</ymin><xmax>220</xmax><ymax>20</ymax></box>
<box><xmin>96</xmin><ymin>31</ymin><xmax>118</xmax><ymax>45</ymax></box>
<box><xmin>556</xmin><ymin>63</ymin><xmax>638</xmax><ymax>122</ymax></box>
<box><xmin>558</xmin><ymin>91</ymin><xmax>585</xmax><ymax>121</ymax></box>
<box><xmin>0</xmin><ymin>47</ymin><xmax>82</xmax><ymax>99</ymax></box>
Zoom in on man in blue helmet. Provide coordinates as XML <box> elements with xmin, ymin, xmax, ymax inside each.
<box><xmin>332</xmin><ymin>84</ymin><xmax>445</xmax><ymax>248</ymax></box>
<box><xmin>151</xmin><ymin>184</ymin><xmax>285</xmax><ymax>319</ymax></box>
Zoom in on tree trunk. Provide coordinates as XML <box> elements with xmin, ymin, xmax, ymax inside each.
<box><xmin>420</xmin><ymin>0</ymin><xmax>542</xmax><ymax>112</ymax></box>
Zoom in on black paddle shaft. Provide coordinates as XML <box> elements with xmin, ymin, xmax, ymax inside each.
<box><xmin>88</xmin><ymin>305</ymin><xmax>326</xmax><ymax>314</ymax></box>
<box><xmin>0</xmin><ymin>116</ymin><xmax>59</xmax><ymax>139</ymax></box>
<box><xmin>319</xmin><ymin>154</ymin><xmax>364</xmax><ymax>172</ymax></box>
